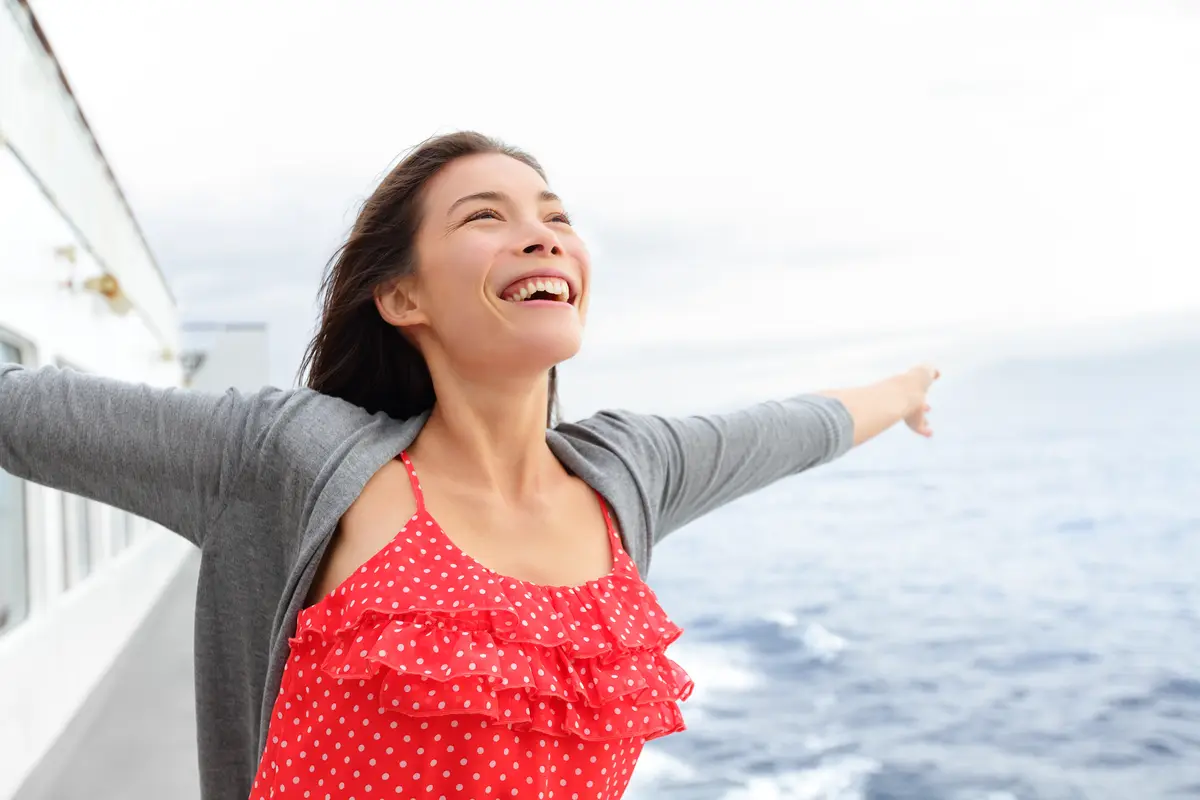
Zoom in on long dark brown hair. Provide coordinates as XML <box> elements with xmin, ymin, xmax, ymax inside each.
<box><xmin>300</xmin><ymin>131</ymin><xmax>560</xmax><ymax>425</ymax></box>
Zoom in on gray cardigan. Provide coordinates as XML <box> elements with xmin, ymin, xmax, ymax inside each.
<box><xmin>0</xmin><ymin>363</ymin><xmax>854</xmax><ymax>800</ymax></box>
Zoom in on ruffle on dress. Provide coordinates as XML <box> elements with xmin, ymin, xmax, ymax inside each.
<box><xmin>292</xmin><ymin>563</ymin><xmax>693</xmax><ymax>742</ymax></box>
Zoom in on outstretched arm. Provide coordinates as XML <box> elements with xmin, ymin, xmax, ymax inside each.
<box><xmin>0</xmin><ymin>363</ymin><xmax>287</xmax><ymax>547</ymax></box>
<box><xmin>572</xmin><ymin>364</ymin><xmax>939</xmax><ymax>546</ymax></box>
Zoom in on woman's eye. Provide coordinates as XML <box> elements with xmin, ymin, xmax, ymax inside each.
<box><xmin>465</xmin><ymin>208</ymin><xmax>570</xmax><ymax>225</ymax></box>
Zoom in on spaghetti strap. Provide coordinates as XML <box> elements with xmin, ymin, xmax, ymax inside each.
<box><xmin>595</xmin><ymin>491</ymin><xmax>622</xmax><ymax>552</ymax></box>
<box><xmin>398</xmin><ymin>451</ymin><xmax>426</xmax><ymax>513</ymax></box>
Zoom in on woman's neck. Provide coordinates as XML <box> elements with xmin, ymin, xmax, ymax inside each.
<box><xmin>409</xmin><ymin>371</ymin><xmax>560</xmax><ymax>499</ymax></box>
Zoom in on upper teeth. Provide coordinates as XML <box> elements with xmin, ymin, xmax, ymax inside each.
<box><xmin>505</xmin><ymin>277</ymin><xmax>571</xmax><ymax>303</ymax></box>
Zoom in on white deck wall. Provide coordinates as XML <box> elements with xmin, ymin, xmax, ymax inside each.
<box><xmin>0</xmin><ymin>2</ymin><xmax>194</xmax><ymax>797</ymax></box>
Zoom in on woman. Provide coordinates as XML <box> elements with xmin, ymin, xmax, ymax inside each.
<box><xmin>0</xmin><ymin>131</ymin><xmax>937</xmax><ymax>800</ymax></box>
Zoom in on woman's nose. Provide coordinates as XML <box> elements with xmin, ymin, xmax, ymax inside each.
<box><xmin>520</xmin><ymin>224</ymin><xmax>563</xmax><ymax>257</ymax></box>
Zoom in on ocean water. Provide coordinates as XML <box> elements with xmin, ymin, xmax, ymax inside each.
<box><xmin>576</xmin><ymin>331</ymin><xmax>1200</xmax><ymax>799</ymax></box>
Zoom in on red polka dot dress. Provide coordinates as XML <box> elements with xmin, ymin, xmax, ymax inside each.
<box><xmin>249</xmin><ymin>452</ymin><xmax>693</xmax><ymax>800</ymax></box>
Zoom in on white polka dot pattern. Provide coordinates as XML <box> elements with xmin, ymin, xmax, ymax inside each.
<box><xmin>248</xmin><ymin>453</ymin><xmax>691</xmax><ymax>799</ymax></box>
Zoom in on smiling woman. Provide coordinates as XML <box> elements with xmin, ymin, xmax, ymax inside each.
<box><xmin>301</xmin><ymin>134</ymin><xmax>581</xmax><ymax>427</ymax></box>
<box><xmin>1</xmin><ymin>130</ymin><xmax>939</xmax><ymax>800</ymax></box>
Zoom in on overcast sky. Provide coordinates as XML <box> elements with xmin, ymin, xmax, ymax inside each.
<box><xmin>27</xmin><ymin>0</ymin><xmax>1200</xmax><ymax>388</ymax></box>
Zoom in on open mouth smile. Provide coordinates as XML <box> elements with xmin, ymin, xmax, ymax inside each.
<box><xmin>500</xmin><ymin>275</ymin><xmax>577</xmax><ymax>305</ymax></box>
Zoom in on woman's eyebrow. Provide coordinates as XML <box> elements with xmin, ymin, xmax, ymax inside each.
<box><xmin>448</xmin><ymin>190</ymin><xmax>562</xmax><ymax>215</ymax></box>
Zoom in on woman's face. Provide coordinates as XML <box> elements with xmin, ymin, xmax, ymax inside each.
<box><xmin>388</xmin><ymin>152</ymin><xmax>590</xmax><ymax>380</ymax></box>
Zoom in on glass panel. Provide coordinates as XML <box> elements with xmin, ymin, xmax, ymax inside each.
<box><xmin>62</xmin><ymin>492</ymin><xmax>91</xmax><ymax>588</ymax></box>
<box><xmin>110</xmin><ymin>507</ymin><xmax>128</xmax><ymax>554</ymax></box>
<box><xmin>86</xmin><ymin>501</ymin><xmax>103</xmax><ymax>569</ymax></box>
<box><xmin>0</xmin><ymin>340</ymin><xmax>29</xmax><ymax>635</ymax></box>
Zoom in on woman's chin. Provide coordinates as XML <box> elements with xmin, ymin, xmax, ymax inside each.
<box><xmin>504</xmin><ymin>330</ymin><xmax>584</xmax><ymax>372</ymax></box>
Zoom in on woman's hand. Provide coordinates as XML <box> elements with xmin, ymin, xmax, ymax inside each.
<box><xmin>817</xmin><ymin>363</ymin><xmax>941</xmax><ymax>447</ymax></box>
<box><xmin>901</xmin><ymin>364</ymin><xmax>940</xmax><ymax>438</ymax></box>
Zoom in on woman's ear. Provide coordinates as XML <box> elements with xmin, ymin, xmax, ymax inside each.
<box><xmin>375</xmin><ymin>276</ymin><xmax>428</xmax><ymax>329</ymax></box>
